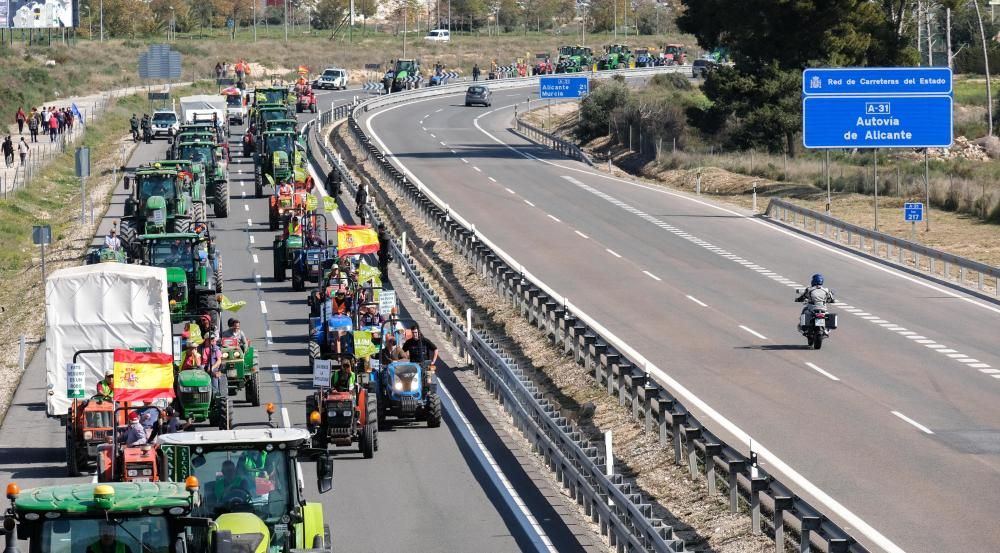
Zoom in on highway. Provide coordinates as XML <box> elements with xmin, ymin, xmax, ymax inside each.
<box><xmin>0</xmin><ymin>86</ymin><xmax>600</xmax><ymax>553</ymax></box>
<box><xmin>360</xmin><ymin>84</ymin><xmax>1000</xmax><ymax>553</ymax></box>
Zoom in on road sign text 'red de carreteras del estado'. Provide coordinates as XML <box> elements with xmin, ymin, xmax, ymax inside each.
<box><xmin>801</xmin><ymin>67</ymin><xmax>953</xmax><ymax>149</ymax></box>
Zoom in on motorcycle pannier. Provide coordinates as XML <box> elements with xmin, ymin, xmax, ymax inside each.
<box><xmin>826</xmin><ymin>313</ymin><xmax>838</xmax><ymax>329</ymax></box>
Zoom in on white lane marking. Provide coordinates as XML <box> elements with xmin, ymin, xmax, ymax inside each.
<box><xmin>424</xmin><ymin>113</ymin><xmax>431</xmax><ymax>118</ymax></box>
<box><xmin>461</xmin><ymin>158</ymin><xmax>469</xmax><ymax>163</ymax></box>
<box><xmin>272</xmin><ymin>363</ymin><xmax>281</xmax><ymax>382</ymax></box>
<box><xmin>490</xmin><ymin>177</ymin><xmax>498</xmax><ymax>183</ymax></box>
<box><xmin>259</xmin><ymin>301</ymin><xmax>268</xmax><ymax>314</ymax></box>
<box><xmin>440</xmin><ymin>141</ymin><xmax>447</xmax><ymax>146</ymax></box>
<box><xmin>505</xmin><ymin>187</ymin><xmax>515</xmax><ymax>194</ymax></box>
<box><xmin>252</xmin><ymin>254</ymin><xmax>259</xmax><ymax>264</ymax></box>
<box><xmin>435</xmin><ymin>108</ymin><xmax>443</xmax><ymax>113</ymax></box>
<box><xmin>973</xmin><ymin>364</ymin><xmax>993</xmax><ymax>369</ymax></box>
<box><xmin>806</xmin><ymin>362</ymin><xmax>840</xmax><ymax>382</ymax></box>
<box><xmin>265</xmin><ymin>329</ymin><xmax>273</xmax><ymax>345</ymax></box>
<box><xmin>372</xmin><ymin>97</ymin><xmax>908</xmax><ymax>553</ymax></box>
<box><xmin>473</xmin><ymin>166</ymin><xmax>482</xmax><ymax>172</ymax></box>
<box><xmin>606</xmin><ymin>248</ymin><xmax>622</xmax><ymax>258</ymax></box>
<box><xmin>421</xmin><ymin>126</ymin><xmax>426</xmax><ymax>131</ymax></box>
<box><xmin>686</xmin><ymin>295</ymin><xmax>708</xmax><ymax>307</ymax></box>
<box><xmin>450</xmin><ymin>149</ymin><xmax>457</xmax><ymax>154</ymax></box>
<box><xmin>547</xmin><ymin>214</ymin><xmax>561</xmax><ymax>222</ymax></box>
<box><xmin>739</xmin><ymin>325</ymin><xmax>768</xmax><ymax>340</ymax></box>
<box><xmin>562</xmin><ymin>175</ymin><xmax>585</xmax><ymax>186</ymax></box>
<box><xmin>575</xmin><ymin>230</ymin><xmax>589</xmax><ymax>239</ymax></box>
<box><xmin>979</xmin><ymin>368</ymin><xmax>1000</xmax><ymax>373</ymax></box>
<box><xmin>249</xmin><ymin>235</ymin><xmax>255</xmax><ymax>244</ymax></box>
<box><xmin>281</xmin><ymin>407</ymin><xmax>291</xmax><ymax>428</ymax></box>
<box><xmin>643</xmin><ymin>270</ymin><xmax>662</xmax><ymax>281</ymax></box>
<box><xmin>247</xmin><ymin>218</ymin><xmax>253</xmax><ymax>226</ymax></box>
<box><xmin>891</xmin><ymin>411</ymin><xmax>934</xmax><ymax>435</ymax></box>
<box><xmin>438</xmin><ymin>382</ymin><xmax>558</xmax><ymax>552</ymax></box>
<box><xmin>430</xmin><ymin>133</ymin><xmax>436</xmax><ymax>138</ymax></box>
<box><xmin>240</xmin><ymin>181</ymin><xmax>245</xmax><ymax>187</ymax></box>
<box><xmin>524</xmin><ymin>200</ymin><xmax>535</xmax><ymax>207</ymax></box>
<box><xmin>244</xmin><ymin>204</ymin><xmax>249</xmax><ymax>212</ymax></box>
<box><xmin>905</xmin><ymin>335</ymin><xmax>927</xmax><ymax>340</ymax></box>
<box><xmin>241</xmin><ymin>190</ymin><xmax>246</xmax><ymax>198</ymax></box>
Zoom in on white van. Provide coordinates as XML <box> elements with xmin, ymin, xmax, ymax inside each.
<box><xmin>424</xmin><ymin>29</ymin><xmax>451</xmax><ymax>42</ymax></box>
<box><xmin>314</xmin><ymin>68</ymin><xmax>349</xmax><ymax>90</ymax></box>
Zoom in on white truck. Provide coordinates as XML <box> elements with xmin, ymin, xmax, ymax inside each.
<box><xmin>45</xmin><ymin>263</ymin><xmax>173</xmax><ymax>417</ymax></box>
<box><xmin>179</xmin><ymin>94</ymin><xmax>228</xmax><ymax>134</ymax></box>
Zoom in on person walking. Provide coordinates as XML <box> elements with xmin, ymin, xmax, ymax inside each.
<box><xmin>48</xmin><ymin>111</ymin><xmax>58</xmax><ymax>142</ymax></box>
<box><xmin>354</xmin><ymin>184</ymin><xmax>368</xmax><ymax>225</ymax></box>
<box><xmin>2</xmin><ymin>136</ymin><xmax>13</xmax><ymax>168</ymax></box>
<box><xmin>15</xmin><ymin>108</ymin><xmax>26</xmax><ymax>134</ymax></box>
<box><xmin>27</xmin><ymin>110</ymin><xmax>39</xmax><ymax>143</ymax></box>
<box><xmin>377</xmin><ymin>223</ymin><xmax>391</xmax><ymax>277</ymax></box>
<box><xmin>17</xmin><ymin>137</ymin><xmax>29</xmax><ymax>166</ymax></box>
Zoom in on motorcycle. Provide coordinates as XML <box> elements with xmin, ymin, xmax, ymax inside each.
<box><xmin>795</xmin><ymin>289</ymin><xmax>838</xmax><ymax>350</ymax></box>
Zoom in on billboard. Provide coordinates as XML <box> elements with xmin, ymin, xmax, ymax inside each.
<box><xmin>0</xmin><ymin>0</ymin><xmax>77</xmax><ymax>29</ymax></box>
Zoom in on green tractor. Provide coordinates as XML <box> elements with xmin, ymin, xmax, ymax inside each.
<box><xmin>383</xmin><ymin>59</ymin><xmax>422</xmax><ymax>93</ymax></box>
<box><xmin>264</xmin><ymin>118</ymin><xmax>298</xmax><ymax>135</ymax></box>
<box><xmin>175</xmin><ymin>323</ymin><xmax>233</xmax><ymax>430</ymax></box>
<box><xmin>598</xmin><ymin>44</ymin><xmax>633</xmax><ymax>70</ymax></box>
<box><xmin>218</xmin><ymin>330</ymin><xmax>261</xmax><ymax>406</ymax></box>
<box><xmin>254</xmin><ymin>131</ymin><xmax>296</xmax><ymax>198</ymax></box>
<box><xmin>1</xmin><ymin>481</ymin><xmax>215</xmax><ymax>553</ymax></box>
<box><xmin>120</xmin><ymin>164</ymin><xmax>195</xmax><ymax>251</ymax></box>
<box><xmin>153</xmin><ymin>159</ymin><xmax>209</xmax><ymax>222</ymax></box>
<box><xmin>555</xmin><ymin>45</ymin><xmax>594</xmax><ymax>73</ymax></box>
<box><xmin>254</xmin><ymin>86</ymin><xmax>292</xmax><ymax>107</ymax></box>
<box><xmin>156</xmin><ymin>427</ymin><xmax>335</xmax><ymax>552</ymax></box>
<box><xmin>137</xmin><ymin>232</ymin><xmax>223</xmax><ymax>323</ymax></box>
<box><xmin>174</xmin><ymin>139</ymin><xmax>231</xmax><ymax>218</ymax></box>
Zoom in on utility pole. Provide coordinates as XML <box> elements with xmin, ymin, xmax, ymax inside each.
<box><xmin>946</xmin><ymin>7</ymin><xmax>952</xmax><ymax>70</ymax></box>
<box><xmin>99</xmin><ymin>0</ymin><xmax>103</xmax><ymax>42</ymax></box>
<box><xmin>350</xmin><ymin>0</ymin><xmax>355</xmax><ymax>42</ymax></box>
<box><xmin>403</xmin><ymin>2</ymin><xmax>407</xmax><ymax>58</ymax></box>
<box><xmin>613</xmin><ymin>0</ymin><xmax>617</xmax><ymax>40</ymax></box>
<box><xmin>284</xmin><ymin>0</ymin><xmax>289</xmax><ymax>42</ymax></box>
<box><xmin>973</xmin><ymin>0</ymin><xmax>993</xmax><ymax>136</ymax></box>
<box><xmin>253</xmin><ymin>0</ymin><xmax>257</xmax><ymax>42</ymax></box>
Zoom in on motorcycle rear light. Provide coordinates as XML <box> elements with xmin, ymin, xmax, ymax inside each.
<box><xmin>815</xmin><ymin>313</ymin><xmax>826</xmax><ymax>318</ymax></box>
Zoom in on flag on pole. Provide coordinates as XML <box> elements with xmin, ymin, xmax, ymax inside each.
<box><xmin>322</xmin><ymin>196</ymin><xmax>337</xmax><ymax>213</ymax></box>
<box><xmin>71</xmin><ymin>103</ymin><xmax>84</xmax><ymax>125</ymax></box>
<box><xmin>337</xmin><ymin>225</ymin><xmax>379</xmax><ymax>255</ymax></box>
<box><xmin>113</xmin><ymin>349</ymin><xmax>175</xmax><ymax>402</ymax></box>
<box><xmin>219</xmin><ymin>294</ymin><xmax>247</xmax><ymax>312</ymax></box>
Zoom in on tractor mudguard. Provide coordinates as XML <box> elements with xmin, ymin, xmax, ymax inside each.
<box><xmin>298</xmin><ymin>502</ymin><xmax>326</xmax><ymax>549</ymax></box>
<box><xmin>309</xmin><ymin>316</ymin><xmax>324</xmax><ymax>343</ymax></box>
<box><xmin>244</xmin><ymin>346</ymin><xmax>256</xmax><ymax>372</ymax></box>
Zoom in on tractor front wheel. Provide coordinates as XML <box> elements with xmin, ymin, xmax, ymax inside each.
<box><xmin>360</xmin><ymin>419</ymin><xmax>375</xmax><ymax>459</ymax></box>
<box><xmin>426</xmin><ymin>393</ymin><xmax>442</xmax><ymax>428</ymax></box>
<box><xmin>308</xmin><ymin>341</ymin><xmax>321</xmax><ymax>369</ymax></box>
<box><xmin>192</xmin><ymin>200</ymin><xmax>205</xmax><ymax>223</ymax></box>
<box><xmin>66</xmin><ymin>431</ymin><xmax>81</xmax><ymax>477</ymax></box>
<box><xmin>246</xmin><ymin>371</ymin><xmax>261</xmax><ymax>406</ymax></box>
<box><xmin>172</xmin><ymin>216</ymin><xmax>192</xmax><ymax>234</ymax></box>
<box><xmin>214</xmin><ymin>180</ymin><xmax>231</xmax><ymax>218</ymax></box>
<box><xmin>216</xmin><ymin>397</ymin><xmax>233</xmax><ymax>430</ymax></box>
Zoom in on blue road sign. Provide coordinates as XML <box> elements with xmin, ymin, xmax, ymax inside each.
<box><xmin>802</xmin><ymin>95</ymin><xmax>953</xmax><ymax>149</ymax></box>
<box><xmin>539</xmin><ymin>76</ymin><xmax>589</xmax><ymax>99</ymax></box>
<box><xmin>803</xmin><ymin>67</ymin><xmax>952</xmax><ymax>96</ymax></box>
<box><xmin>904</xmin><ymin>203</ymin><xmax>924</xmax><ymax>222</ymax></box>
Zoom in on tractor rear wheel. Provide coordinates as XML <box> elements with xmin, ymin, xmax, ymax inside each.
<box><xmin>273</xmin><ymin>240</ymin><xmax>286</xmax><ymax>282</ymax></box>
<box><xmin>292</xmin><ymin>270</ymin><xmax>304</xmax><ymax>291</ymax></box>
<box><xmin>254</xmin><ymin>167</ymin><xmax>263</xmax><ymax>198</ymax></box>
<box><xmin>246</xmin><ymin>372</ymin><xmax>261</xmax><ymax>406</ymax></box>
<box><xmin>66</xmin><ymin>431</ymin><xmax>81</xmax><ymax>476</ymax></box>
<box><xmin>216</xmin><ymin>398</ymin><xmax>233</xmax><ymax>430</ymax></box>
<box><xmin>308</xmin><ymin>341</ymin><xmax>321</xmax><ymax>369</ymax></box>
<box><xmin>360</xmin><ymin>419</ymin><xmax>375</xmax><ymax>459</ymax></box>
<box><xmin>214</xmin><ymin>180</ymin><xmax>231</xmax><ymax>218</ymax></box>
<box><xmin>192</xmin><ymin>200</ymin><xmax>205</xmax><ymax>223</ymax></box>
<box><xmin>118</xmin><ymin>219</ymin><xmax>137</xmax><ymax>259</ymax></box>
<box><xmin>172</xmin><ymin>216</ymin><xmax>192</xmax><ymax>234</ymax></box>
<box><xmin>426</xmin><ymin>393</ymin><xmax>442</xmax><ymax>428</ymax></box>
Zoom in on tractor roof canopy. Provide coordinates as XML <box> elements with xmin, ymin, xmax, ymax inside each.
<box><xmin>157</xmin><ymin>427</ymin><xmax>311</xmax><ymax>447</ymax></box>
<box><xmin>12</xmin><ymin>482</ymin><xmax>192</xmax><ymax>515</ymax></box>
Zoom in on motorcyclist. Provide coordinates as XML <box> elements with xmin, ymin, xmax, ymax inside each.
<box><xmin>796</xmin><ymin>274</ymin><xmax>835</xmax><ymax>326</ymax></box>
<box><xmin>129</xmin><ymin>114</ymin><xmax>140</xmax><ymax>142</ymax></box>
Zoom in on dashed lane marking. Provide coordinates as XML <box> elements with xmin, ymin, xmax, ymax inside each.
<box><xmin>686</xmin><ymin>295</ymin><xmax>708</xmax><ymax>307</ymax></box>
<box><xmin>739</xmin><ymin>325</ymin><xmax>768</xmax><ymax>340</ymax></box>
<box><xmin>806</xmin><ymin>362</ymin><xmax>840</xmax><ymax>382</ymax></box>
<box><xmin>575</xmin><ymin>230</ymin><xmax>589</xmax><ymax>239</ymax></box>
<box><xmin>259</xmin><ymin>301</ymin><xmax>268</xmax><ymax>314</ymax></box>
<box><xmin>892</xmin><ymin>411</ymin><xmax>934</xmax><ymax>435</ymax></box>
<box><xmin>606</xmin><ymin>248</ymin><xmax>622</xmax><ymax>258</ymax></box>
<box><xmin>643</xmin><ymin>270</ymin><xmax>662</xmax><ymax>281</ymax></box>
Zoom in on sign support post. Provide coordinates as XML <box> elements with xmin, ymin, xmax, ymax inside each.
<box><xmin>873</xmin><ymin>148</ymin><xmax>879</xmax><ymax>231</ymax></box>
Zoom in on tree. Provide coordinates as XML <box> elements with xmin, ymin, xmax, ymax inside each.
<box><xmin>496</xmin><ymin>0</ymin><xmax>521</xmax><ymax>31</ymax></box>
<box><xmin>678</xmin><ymin>0</ymin><xmax>917</xmax><ymax>153</ymax></box>
<box><xmin>312</xmin><ymin>0</ymin><xmax>348</xmax><ymax>29</ymax></box>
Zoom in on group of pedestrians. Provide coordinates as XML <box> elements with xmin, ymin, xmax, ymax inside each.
<box><xmin>2</xmin><ymin>135</ymin><xmax>30</xmax><ymax>168</ymax></box>
<box><xmin>14</xmin><ymin>105</ymin><xmax>76</xmax><ymax>144</ymax></box>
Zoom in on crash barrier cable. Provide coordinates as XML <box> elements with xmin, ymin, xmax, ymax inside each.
<box><xmin>330</xmin><ymin>71</ymin><xmax>875</xmax><ymax>553</ymax></box>
<box><xmin>766</xmin><ymin>199</ymin><xmax>1000</xmax><ymax>298</ymax></box>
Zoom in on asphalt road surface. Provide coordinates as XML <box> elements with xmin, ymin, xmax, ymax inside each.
<box><xmin>0</xmin><ymin>86</ymin><xmax>595</xmax><ymax>553</ymax></box>
<box><xmin>360</xmin><ymin>84</ymin><xmax>1000</xmax><ymax>553</ymax></box>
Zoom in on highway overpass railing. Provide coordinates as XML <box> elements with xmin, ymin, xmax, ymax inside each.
<box><xmin>512</xmin><ymin>117</ymin><xmax>595</xmax><ymax>166</ymax></box>
<box><xmin>765</xmin><ymin>198</ymin><xmax>1000</xmax><ymax>297</ymax></box>
<box><xmin>337</xmin><ymin>70</ymin><xmax>873</xmax><ymax>552</ymax></box>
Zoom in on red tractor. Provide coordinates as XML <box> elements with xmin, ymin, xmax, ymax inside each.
<box><xmin>96</xmin><ymin>404</ymin><xmax>163</xmax><ymax>483</ymax></box>
<box><xmin>296</xmin><ymin>87</ymin><xmax>318</xmax><ymax>113</ymax></box>
<box><xmin>65</xmin><ymin>396</ymin><xmax>115</xmax><ymax>476</ymax></box>
<box><xmin>269</xmin><ymin>181</ymin><xmax>313</xmax><ymax>230</ymax></box>
<box><xmin>532</xmin><ymin>53</ymin><xmax>554</xmax><ymax>75</ymax></box>
<box><xmin>306</xmin><ymin>354</ymin><xmax>378</xmax><ymax>459</ymax></box>
<box><xmin>663</xmin><ymin>44</ymin><xmax>687</xmax><ymax>66</ymax></box>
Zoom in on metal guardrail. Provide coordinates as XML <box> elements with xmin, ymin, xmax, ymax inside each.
<box><xmin>337</xmin><ymin>74</ymin><xmax>877</xmax><ymax>553</ymax></box>
<box><xmin>765</xmin><ymin>198</ymin><xmax>1000</xmax><ymax>296</ymax></box>
<box><xmin>512</xmin><ymin>118</ymin><xmax>594</xmax><ymax>166</ymax></box>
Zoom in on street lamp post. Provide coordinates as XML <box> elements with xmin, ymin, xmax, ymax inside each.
<box><xmin>99</xmin><ymin>0</ymin><xmax>104</xmax><ymax>41</ymax></box>
<box><xmin>252</xmin><ymin>0</ymin><xmax>256</xmax><ymax>42</ymax></box>
<box><xmin>284</xmin><ymin>0</ymin><xmax>289</xmax><ymax>42</ymax></box>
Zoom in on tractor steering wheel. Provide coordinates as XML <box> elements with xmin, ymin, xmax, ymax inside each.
<box><xmin>222</xmin><ymin>487</ymin><xmax>253</xmax><ymax>506</ymax></box>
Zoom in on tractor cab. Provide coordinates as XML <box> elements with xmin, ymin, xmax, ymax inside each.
<box><xmin>255</xmin><ymin>87</ymin><xmax>291</xmax><ymax>107</ymax></box>
<box><xmin>663</xmin><ymin>43</ymin><xmax>687</xmax><ymax>65</ymax></box>
<box><xmin>138</xmin><ymin>233</ymin><xmax>219</xmax><ymax>322</ymax></box>
<box><xmin>121</xmin><ymin>165</ymin><xmax>193</xmax><ymax>242</ymax></box>
<box><xmin>264</xmin><ymin>118</ymin><xmax>298</xmax><ymax>134</ymax></box>
<box><xmin>1</xmin><ymin>481</ymin><xmax>209</xmax><ymax>553</ymax></box>
<box><xmin>172</xmin><ymin>323</ymin><xmax>231</xmax><ymax>430</ymax></box>
<box><xmin>156</xmin><ymin>427</ymin><xmax>334</xmax><ymax>552</ymax></box>
<box><xmin>255</xmin><ymin>131</ymin><xmax>297</xmax><ymax>198</ymax></box>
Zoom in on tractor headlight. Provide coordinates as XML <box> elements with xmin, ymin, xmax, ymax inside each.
<box><xmin>222</xmin><ymin>352</ymin><xmax>229</xmax><ymax>359</ymax></box>
<box><xmin>127</xmin><ymin>469</ymin><xmax>138</xmax><ymax>477</ymax></box>
<box><xmin>180</xmin><ymin>386</ymin><xmax>192</xmax><ymax>393</ymax></box>
<box><xmin>142</xmin><ymin>468</ymin><xmax>153</xmax><ymax>476</ymax></box>
<box><xmin>393</xmin><ymin>378</ymin><xmax>403</xmax><ymax>391</ymax></box>
<box><xmin>198</xmin><ymin>386</ymin><xmax>210</xmax><ymax>393</ymax></box>
<box><xmin>234</xmin><ymin>351</ymin><xmax>241</xmax><ymax>358</ymax></box>
<box><xmin>326</xmin><ymin>410</ymin><xmax>337</xmax><ymax>419</ymax></box>
<box><xmin>83</xmin><ymin>431</ymin><xmax>93</xmax><ymax>440</ymax></box>
<box><xmin>227</xmin><ymin>369</ymin><xmax>237</xmax><ymax>378</ymax></box>
<box><xmin>343</xmin><ymin>410</ymin><xmax>351</xmax><ymax>417</ymax></box>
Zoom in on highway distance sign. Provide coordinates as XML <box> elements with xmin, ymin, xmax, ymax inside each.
<box><xmin>904</xmin><ymin>203</ymin><xmax>924</xmax><ymax>222</ymax></box>
<box><xmin>539</xmin><ymin>76</ymin><xmax>589</xmax><ymax>99</ymax></box>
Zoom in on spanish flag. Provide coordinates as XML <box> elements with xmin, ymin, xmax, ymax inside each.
<box><xmin>337</xmin><ymin>225</ymin><xmax>380</xmax><ymax>256</ymax></box>
<box><xmin>113</xmin><ymin>349</ymin><xmax>175</xmax><ymax>402</ymax></box>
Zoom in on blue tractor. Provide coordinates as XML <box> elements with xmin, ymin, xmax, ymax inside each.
<box><xmin>372</xmin><ymin>320</ymin><xmax>442</xmax><ymax>429</ymax></box>
<box><xmin>291</xmin><ymin>213</ymin><xmax>335</xmax><ymax>292</ymax></box>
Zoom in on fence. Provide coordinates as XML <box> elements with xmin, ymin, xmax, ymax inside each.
<box><xmin>333</xmin><ymin>71</ymin><xmax>880</xmax><ymax>552</ymax></box>
<box><xmin>766</xmin><ymin>198</ymin><xmax>1000</xmax><ymax>296</ymax></box>
<box><xmin>512</xmin><ymin>117</ymin><xmax>594</xmax><ymax>166</ymax></box>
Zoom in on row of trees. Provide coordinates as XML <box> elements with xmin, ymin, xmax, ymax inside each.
<box><xmin>679</xmin><ymin>0</ymin><xmax>1000</xmax><ymax>154</ymax></box>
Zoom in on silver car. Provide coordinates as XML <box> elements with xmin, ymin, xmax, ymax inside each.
<box><xmin>465</xmin><ymin>85</ymin><xmax>491</xmax><ymax>107</ymax></box>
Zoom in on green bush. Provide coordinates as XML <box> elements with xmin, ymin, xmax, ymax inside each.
<box><xmin>575</xmin><ymin>80</ymin><xmax>631</xmax><ymax>142</ymax></box>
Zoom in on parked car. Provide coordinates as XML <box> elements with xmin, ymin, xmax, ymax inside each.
<box><xmin>424</xmin><ymin>29</ymin><xmax>451</xmax><ymax>42</ymax></box>
<box><xmin>150</xmin><ymin>110</ymin><xmax>179</xmax><ymax>139</ymax></box>
<box><xmin>313</xmin><ymin>67</ymin><xmax>349</xmax><ymax>90</ymax></box>
<box><xmin>691</xmin><ymin>59</ymin><xmax>719</xmax><ymax>79</ymax></box>
<box><xmin>465</xmin><ymin>85</ymin><xmax>491</xmax><ymax>107</ymax></box>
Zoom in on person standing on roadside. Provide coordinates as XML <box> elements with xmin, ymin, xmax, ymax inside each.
<box><xmin>17</xmin><ymin>137</ymin><xmax>29</xmax><ymax>166</ymax></box>
<box><xmin>48</xmin><ymin>110</ymin><xmax>58</xmax><ymax>142</ymax></box>
<box><xmin>354</xmin><ymin>184</ymin><xmax>368</xmax><ymax>225</ymax></box>
<box><xmin>15</xmin><ymin>108</ymin><xmax>26</xmax><ymax>134</ymax></box>
<box><xmin>472</xmin><ymin>64</ymin><xmax>480</xmax><ymax>82</ymax></box>
<box><xmin>27</xmin><ymin>110</ymin><xmax>39</xmax><ymax>142</ymax></box>
<box><xmin>377</xmin><ymin>223</ymin><xmax>391</xmax><ymax>277</ymax></box>
<box><xmin>2</xmin><ymin>136</ymin><xmax>13</xmax><ymax>168</ymax></box>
